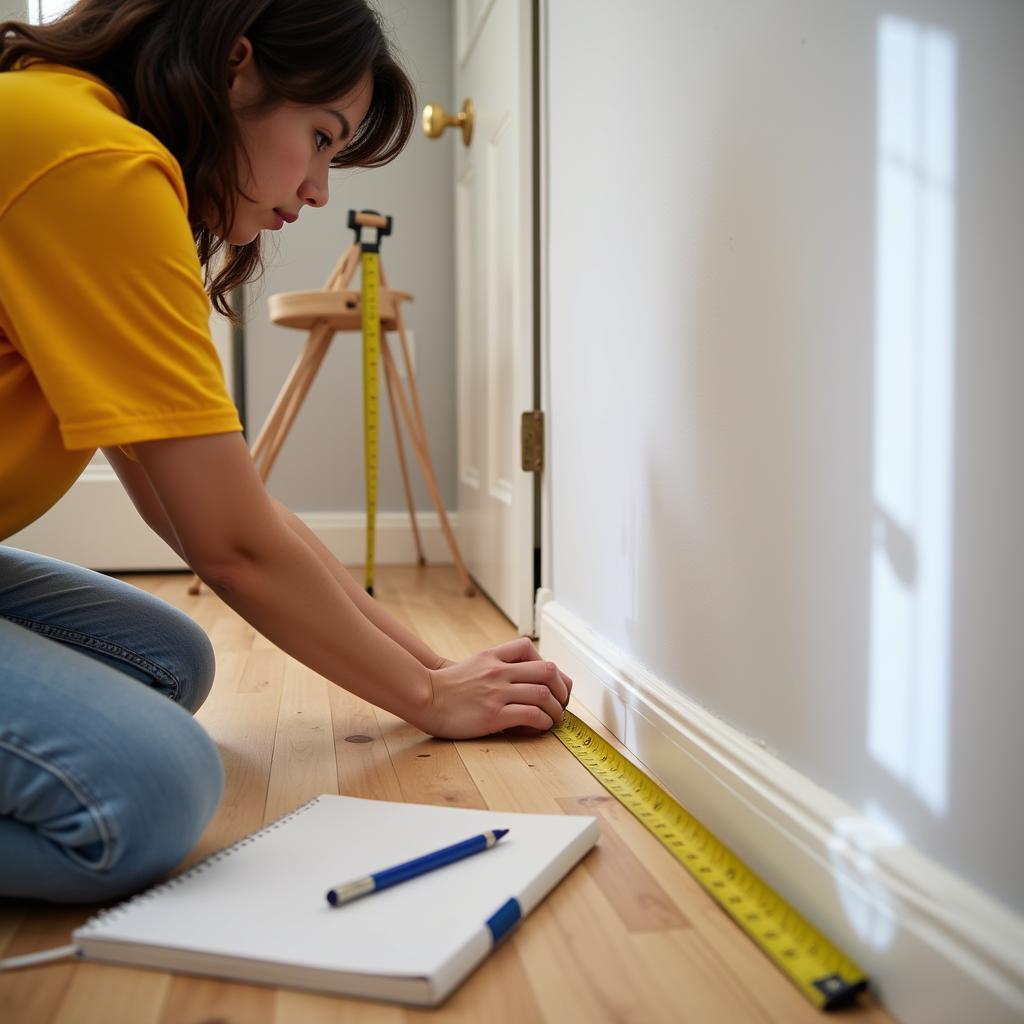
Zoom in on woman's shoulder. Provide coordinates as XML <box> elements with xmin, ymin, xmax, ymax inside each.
<box><xmin>0</xmin><ymin>62</ymin><xmax>182</xmax><ymax>213</ymax></box>
<box><xmin>3</xmin><ymin>59</ymin><xmax>127</xmax><ymax>113</ymax></box>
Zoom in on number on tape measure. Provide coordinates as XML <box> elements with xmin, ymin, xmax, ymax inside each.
<box><xmin>553</xmin><ymin>711</ymin><xmax>868</xmax><ymax>1011</ymax></box>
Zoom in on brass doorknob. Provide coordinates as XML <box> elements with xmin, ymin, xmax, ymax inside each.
<box><xmin>422</xmin><ymin>98</ymin><xmax>474</xmax><ymax>146</ymax></box>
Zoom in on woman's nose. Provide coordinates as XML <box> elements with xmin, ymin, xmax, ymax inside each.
<box><xmin>298</xmin><ymin>173</ymin><xmax>329</xmax><ymax>208</ymax></box>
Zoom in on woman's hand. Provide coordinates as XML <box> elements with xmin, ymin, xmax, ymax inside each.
<box><xmin>418</xmin><ymin>637</ymin><xmax>573</xmax><ymax>740</ymax></box>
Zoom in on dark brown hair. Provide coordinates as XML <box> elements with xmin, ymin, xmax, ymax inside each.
<box><xmin>0</xmin><ymin>0</ymin><xmax>416</xmax><ymax>322</ymax></box>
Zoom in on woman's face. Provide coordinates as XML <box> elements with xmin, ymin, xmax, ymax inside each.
<box><xmin>218</xmin><ymin>37</ymin><xmax>374</xmax><ymax>244</ymax></box>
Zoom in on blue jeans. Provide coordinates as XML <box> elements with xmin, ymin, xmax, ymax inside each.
<box><xmin>0</xmin><ymin>546</ymin><xmax>224</xmax><ymax>903</ymax></box>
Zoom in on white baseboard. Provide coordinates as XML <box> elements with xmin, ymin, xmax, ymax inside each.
<box><xmin>4</xmin><ymin>464</ymin><xmax>186</xmax><ymax>571</ymax></box>
<box><xmin>300</xmin><ymin>511</ymin><xmax>457</xmax><ymax>567</ymax></box>
<box><xmin>536</xmin><ymin>591</ymin><xmax>1024</xmax><ymax>1024</ymax></box>
<box><xmin>5</xmin><ymin>470</ymin><xmax>455</xmax><ymax>572</ymax></box>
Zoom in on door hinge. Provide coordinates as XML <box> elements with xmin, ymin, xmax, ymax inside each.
<box><xmin>521</xmin><ymin>411</ymin><xmax>544</xmax><ymax>472</ymax></box>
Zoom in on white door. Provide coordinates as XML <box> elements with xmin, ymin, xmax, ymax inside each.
<box><xmin>4</xmin><ymin>310</ymin><xmax>233</xmax><ymax>571</ymax></box>
<box><xmin>450</xmin><ymin>0</ymin><xmax>536</xmax><ymax>632</ymax></box>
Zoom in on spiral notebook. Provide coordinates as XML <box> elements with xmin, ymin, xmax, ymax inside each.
<box><xmin>70</xmin><ymin>794</ymin><xmax>599</xmax><ymax>1006</ymax></box>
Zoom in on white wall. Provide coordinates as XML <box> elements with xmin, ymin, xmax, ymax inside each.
<box><xmin>547</xmin><ymin>0</ymin><xmax>1023</xmax><ymax>918</ymax></box>
<box><xmin>246</xmin><ymin>0</ymin><xmax>456</xmax><ymax>514</ymax></box>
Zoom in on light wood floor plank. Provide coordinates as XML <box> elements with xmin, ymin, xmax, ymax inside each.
<box><xmin>455</xmin><ymin>736</ymin><xmax>566</xmax><ymax>815</ymax></box>
<box><xmin>403</xmin><ymin>935</ymin><xmax>545</xmax><ymax>1024</ymax></box>
<box><xmin>0</xmin><ymin>902</ymin><xmax>28</xmax><ymax>956</ymax></box>
<box><xmin>557</xmin><ymin>795</ymin><xmax>690</xmax><ymax>932</ymax></box>
<box><xmin>510</xmin><ymin>861</ymin><xmax>677</xmax><ymax>1023</ymax></box>
<box><xmin>160</xmin><ymin>974</ymin><xmax>275</xmax><ymax>1024</ymax></box>
<box><xmin>373</xmin><ymin>709</ymin><xmax>488</xmax><ymax>810</ymax></box>
<box><xmin>159</xmin><ymin>975</ymin><xmax>275</xmax><ymax>1024</ymax></box>
<box><xmin>384</xmin><ymin>566</ymin><xmax>516</xmax><ymax>660</ymax></box>
<box><xmin>0</xmin><ymin>907</ymin><xmax>84</xmax><ymax>1024</ymax></box>
<box><xmin>627</xmin><ymin>929</ymin><xmax>773</xmax><ymax>1024</ymax></box>
<box><xmin>190</xmin><ymin>648</ymin><xmax>284</xmax><ymax>859</ymax></box>
<box><xmin>507</xmin><ymin>731</ymin><xmax>609</xmax><ymax>799</ymax></box>
<box><xmin>275</xmin><ymin>987</ymin><xmax>404</xmax><ymax>1023</ymax></box>
<box><xmin>328</xmin><ymin>685</ymin><xmax>405</xmax><ymax>802</ymax></box>
<box><xmin>52</xmin><ymin>964</ymin><xmax>169</xmax><ymax>1024</ymax></box>
<box><xmin>263</xmin><ymin>659</ymin><xmax>339</xmax><ymax>822</ymax></box>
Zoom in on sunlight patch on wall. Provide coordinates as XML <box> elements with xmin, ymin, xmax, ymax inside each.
<box><xmin>828</xmin><ymin>803</ymin><xmax>903</xmax><ymax>950</ymax></box>
<box><xmin>868</xmin><ymin>15</ymin><xmax>957</xmax><ymax>816</ymax></box>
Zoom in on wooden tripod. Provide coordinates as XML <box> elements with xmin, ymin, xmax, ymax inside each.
<box><xmin>188</xmin><ymin>210</ymin><xmax>476</xmax><ymax>598</ymax></box>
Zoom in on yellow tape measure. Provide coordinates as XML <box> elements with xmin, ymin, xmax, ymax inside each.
<box><xmin>360</xmin><ymin>247</ymin><xmax>380</xmax><ymax>596</ymax></box>
<box><xmin>553</xmin><ymin>711</ymin><xmax>868</xmax><ymax>1011</ymax></box>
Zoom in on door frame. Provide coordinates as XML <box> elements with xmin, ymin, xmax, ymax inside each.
<box><xmin>535</xmin><ymin>0</ymin><xmax>552</xmax><ymax>611</ymax></box>
<box><xmin>453</xmin><ymin>0</ymin><xmax>541</xmax><ymax>635</ymax></box>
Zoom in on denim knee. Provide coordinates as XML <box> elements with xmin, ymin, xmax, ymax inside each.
<box><xmin>93</xmin><ymin>707</ymin><xmax>225</xmax><ymax>900</ymax></box>
<box><xmin>164</xmin><ymin>607</ymin><xmax>217</xmax><ymax>713</ymax></box>
<box><xmin>0</xmin><ymin>614</ymin><xmax>224</xmax><ymax>904</ymax></box>
<box><xmin>0</xmin><ymin>547</ymin><xmax>217</xmax><ymax>712</ymax></box>
<box><xmin>0</xmin><ymin>712</ymin><xmax>223</xmax><ymax>903</ymax></box>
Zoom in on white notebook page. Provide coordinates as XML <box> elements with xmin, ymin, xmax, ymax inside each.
<box><xmin>78</xmin><ymin>795</ymin><xmax>598</xmax><ymax>979</ymax></box>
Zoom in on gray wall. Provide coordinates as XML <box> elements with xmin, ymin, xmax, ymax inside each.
<box><xmin>547</xmin><ymin>0</ymin><xmax>1023</xmax><ymax>915</ymax></box>
<box><xmin>246</xmin><ymin>0</ymin><xmax>455</xmax><ymax>513</ymax></box>
<box><xmin>0</xmin><ymin>2</ymin><xmax>27</xmax><ymax>22</ymax></box>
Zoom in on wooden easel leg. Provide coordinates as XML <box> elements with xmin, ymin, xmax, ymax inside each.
<box><xmin>381</xmin><ymin>266</ymin><xmax>434</xmax><ymax>464</ymax></box>
<box><xmin>255</xmin><ymin>328</ymin><xmax>334</xmax><ymax>479</ymax></box>
<box><xmin>393</xmin><ymin>313</ymin><xmax>431</xmax><ymax>454</ymax></box>
<box><xmin>327</xmin><ymin>243</ymin><xmax>362</xmax><ymax>292</ymax></box>
<box><xmin>394</xmin><ymin>313</ymin><xmax>476</xmax><ymax>596</ymax></box>
<box><xmin>250</xmin><ymin>328</ymin><xmax>327</xmax><ymax>466</ymax></box>
<box><xmin>382</xmin><ymin>337</ymin><xmax>425</xmax><ymax>565</ymax></box>
<box><xmin>253</xmin><ymin>243</ymin><xmax>361</xmax><ymax>476</ymax></box>
<box><xmin>379</xmin><ymin>342</ymin><xmax>476</xmax><ymax>597</ymax></box>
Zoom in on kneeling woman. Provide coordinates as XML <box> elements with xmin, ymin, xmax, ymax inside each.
<box><xmin>0</xmin><ymin>0</ymin><xmax>571</xmax><ymax>903</ymax></box>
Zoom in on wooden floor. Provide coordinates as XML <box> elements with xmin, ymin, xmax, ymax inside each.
<box><xmin>1</xmin><ymin>567</ymin><xmax>894</xmax><ymax>1023</ymax></box>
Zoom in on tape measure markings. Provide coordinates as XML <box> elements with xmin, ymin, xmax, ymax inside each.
<box><xmin>360</xmin><ymin>248</ymin><xmax>380</xmax><ymax>595</ymax></box>
<box><xmin>553</xmin><ymin>710</ymin><xmax>868</xmax><ymax>1011</ymax></box>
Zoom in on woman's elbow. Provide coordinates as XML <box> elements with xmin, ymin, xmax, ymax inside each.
<box><xmin>187</xmin><ymin>544</ymin><xmax>257</xmax><ymax>597</ymax></box>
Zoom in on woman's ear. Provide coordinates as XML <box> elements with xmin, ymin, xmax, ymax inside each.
<box><xmin>227</xmin><ymin>36</ymin><xmax>255</xmax><ymax>91</ymax></box>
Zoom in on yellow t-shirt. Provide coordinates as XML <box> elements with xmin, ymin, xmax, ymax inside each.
<box><xmin>0</xmin><ymin>61</ymin><xmax>242</xmax><ymax>540</ymax></box>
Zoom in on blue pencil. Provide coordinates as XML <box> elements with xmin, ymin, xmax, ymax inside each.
<box><xmin>326</xmin><ymin>829</ymin><xmax>509</xmax><ymax>907</ymax></box>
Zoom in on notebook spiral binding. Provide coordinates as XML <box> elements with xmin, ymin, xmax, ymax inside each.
<box><xmin>78</xmin><ymin>797</ymin><xmax>323</xmax><ymax>933</ymax></box>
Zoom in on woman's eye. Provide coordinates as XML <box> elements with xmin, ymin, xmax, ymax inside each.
<box><xmin>315</xmin><ymin>130</ymin><xmax>333</xmax><ymax>152</ymax></box>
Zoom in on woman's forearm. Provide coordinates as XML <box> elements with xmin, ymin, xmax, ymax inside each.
<box><xmin>272</xmin><ymin>499</ymin><xmax>448</xmax><ymax>671</ymax></box>
<box><xmin>199</xmin><ymin>516</ymin><xmax>436</xmax><ymax>725</ymax></box>
<box><xmin>131</xmin><ymin>433</ymin><xmax>441</xmax><ymax>726</ymax></box>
